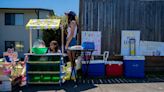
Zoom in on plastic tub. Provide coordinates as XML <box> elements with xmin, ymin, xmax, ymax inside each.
<box><xmin>32</xmin><ymin>48</ymin><xmax>48</xmax><ymax>54</ymax></box>
<box><xmin>51</xmin><ymin>76</ymin><xmax>60</xmax><ymax>82</ymax></box>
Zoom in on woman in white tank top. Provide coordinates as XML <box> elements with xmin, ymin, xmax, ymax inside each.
<box><xmin>65</xmin><ymin>11</ymin><xmax>78</xmax><ymax>67</ymax></box>
<box><xmin>67</xmin><ymin>25</ymin><xmax>77</xmax><ymax>40</ymax></box>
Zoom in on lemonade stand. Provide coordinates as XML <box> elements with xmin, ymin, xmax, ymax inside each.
<box><xmin>25</xmin><ymin>19</ymin><xmax>66</xmax><ymax>85</ymax></box>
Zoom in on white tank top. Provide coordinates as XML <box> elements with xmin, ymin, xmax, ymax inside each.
<box><xmin>67</xmin><ymin>23</ymin><xmax>77</xmax><ymax>39</ymax></box>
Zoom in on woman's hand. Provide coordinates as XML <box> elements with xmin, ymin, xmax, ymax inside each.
<box><xmin>60</xmin><ymin>24</ymin><xmax>64</xmax><ymax>30</ymax></box>
<box><xmin>65</xmin><ymin>44</ymin><xmax>68</xmax><ymax>49</ymax></box>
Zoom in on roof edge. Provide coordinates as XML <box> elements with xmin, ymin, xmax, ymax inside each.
<box><xmin>0</xmin><ymin>8</ymin><xmax>54</xmax><ymax>15</ymax></box>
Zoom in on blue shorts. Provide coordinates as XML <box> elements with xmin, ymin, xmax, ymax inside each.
<box><xmin>68</xmin><ymin>38</ymin><xmax>77</xmax><ymax>47</ymax></box>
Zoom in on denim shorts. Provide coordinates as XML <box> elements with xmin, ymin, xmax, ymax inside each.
<box><xmin>68</xmin><ymin>38</ymin><xmax>77</xmax><ymax>47</ymax></box>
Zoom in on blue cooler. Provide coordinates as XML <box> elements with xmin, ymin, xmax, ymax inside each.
<box><xmin>123</xmin><ymin>56</ymin><xmax>145</xmax><ymax>78</ymax></box>
<box><xmin>82</xmin><ymin>60</ymin><xmax>105</xmax><ymax>77</ymax></box>
<box><xmin>82</xmin><ymin>42</ymin><xmax>95</xmax><ymax>50</ymax></box>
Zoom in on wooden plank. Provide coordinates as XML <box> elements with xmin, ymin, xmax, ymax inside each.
<box><xmin>145</xmin><ymin>56</ymin><xmax>164</xmax><ymax>62</ymax></box>
<box><xmin>145</xmin><ymin>67</ymin><xmax>164</xmax><ymax>72</ymax></box>
<box><xmin>109</xmin><ymin>55</ymin><xmax>123</xmax><ymax>61</ymax></box>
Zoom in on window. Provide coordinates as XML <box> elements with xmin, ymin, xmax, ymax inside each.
<box><xmin>5</xmin><ymin>13</ymin><xmax>15</xmax><ymax>25</ymax></box>
<box><xmin>5</xmin><ymin>13</ymin><xmax>24</xmax><ymax>25</ymax></box>
<box><xmin>15</xmin><ymin>14</ymin><xmax>24</xmax><ymax>25</ymax></box>
<box><xmin>5</xmin><ymin>41</ymin><xmax>24</xmax><ymax>52</ymax></box>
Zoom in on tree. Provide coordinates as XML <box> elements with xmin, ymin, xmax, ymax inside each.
<box><xmin>42</xmin><ymin>15</ymin><xmax>67</xmax><ymax>48</ymax></box>
<box><xmin>42</xmin><ymin>14</ymin><xmax>79</xmax><ymax>48</ymax></box>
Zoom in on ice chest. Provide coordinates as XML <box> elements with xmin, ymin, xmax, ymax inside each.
<box><xmin>106</xmin><ymin>61</ymin><xmax>123</xmax><ymax>77</ymax></box>
<box><xmin>82</xmin><ymin>60</ymin><xmax>105</xmax><ymax>77</ymax></box>
<box><xmin>82</xmin><ymin>42</ymin><xmax>95</xmax><ymax>50</ymax></box>
<box><xmin>124</xmin><ymin>56</ymin><xmax>145</xmax><ymax>78</ymax></box>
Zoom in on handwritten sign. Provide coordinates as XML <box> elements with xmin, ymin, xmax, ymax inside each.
<box><xmin>26</xmin><ymin>19</ymin><xmax>61</xmax><ymax>30</ymax></box>
<box><xmin>82</xmin><ymin>31</ymin><xmax>101</xmax><ymax>55</ymax></box>
<box><xmin>121</xmin><ymin>30</ymin><xmax>140</xmax><ymax>56</ymax></box>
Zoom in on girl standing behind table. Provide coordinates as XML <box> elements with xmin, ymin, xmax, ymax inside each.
<box><xmin>48</xmin><ymin>41</ymin><xmax>61</xmax><ymax>53</ymax></box>
<box><xmin>64</xmin><ymin>11</ymin><xmax>78</xmax><ymax>65</ymax></box>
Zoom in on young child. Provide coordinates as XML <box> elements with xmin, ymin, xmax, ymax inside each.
<box><xmin>48</xmin><ymin>41</ymin><xmax>61</xmax><ymax>53</ymax></box>
<box><xmin>3</xmin><ymin>48</ymin><xmax>18</xmax><ymax>63</ymax></box>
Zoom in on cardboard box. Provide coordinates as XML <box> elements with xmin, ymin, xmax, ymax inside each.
<box><xmin>0</xmin><ymin>67</ymin><xmax>3</xmax><ymax>75</ymax></box>
<box><xmin>0</xmin><ymin>75</ymin><xmax>10</xmax><ymax>81</ymax></box>
<box><xmin>0</xmin><ymin>75</ymin><xmax>11</xmax><ymax>91</ymax></box>
<box><xmin>0</xmin><ymin>80</ymin><xmax>12</xmax><ymax>91</ymax></box>
<box><xmin>11</xmin><ymin>64</ymin><xmax>23</xmax><ymax>77</ymax></box>
<box><xmin>0</xmin><ymin>62</ymin><xmax>4</xmax><ymax>75</ymax></box>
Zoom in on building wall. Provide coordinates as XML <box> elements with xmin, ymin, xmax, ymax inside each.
<box><xmin>0</xmin><ymin>9</ymin><xmax>51</xmax><ymax>57</ymax></box>
<box><xmin>79</xmin><ymin>0</ymin><xmax>164</xmax><ymax>55</ymax></box>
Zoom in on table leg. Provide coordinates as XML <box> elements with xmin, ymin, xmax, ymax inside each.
<box><xmin>70</xmin><ymin>52</ymin><xmax>73</xmax><ymax>80</ymax></box>
<box><xmin>83</xmin><ymin>52</ymin><xmax>87</xmax><ymax>77</ymax></box>
<box><xmin>85</xmin><ymin>51</ymin><xmax>93</xmax><ymax>78</ymax></box>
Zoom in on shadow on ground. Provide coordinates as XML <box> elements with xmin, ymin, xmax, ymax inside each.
<box><xmin>21</xmin><ymin>81</ymin><xmax>97</xmax><ymax>92</ymax></box>
<box><xmin>18</xmin><ymin>75</ymin><xmax>164</xmax><ymax>92</ymax></box>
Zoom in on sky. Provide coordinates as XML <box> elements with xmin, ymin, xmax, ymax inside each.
<box><xmin>0</xmin><ymin>0</ymin><xmax>79</xmax><ymax>16</ymax></box>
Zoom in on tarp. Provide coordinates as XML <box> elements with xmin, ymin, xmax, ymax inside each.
<box><xmin>26</xmin><ymin>19</ymin><xmax>61</xmax><ymax>30</ymax></box>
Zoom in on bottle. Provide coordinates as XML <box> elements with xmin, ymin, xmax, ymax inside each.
<box><xmin>129</xmin><ymin>38</ymin><xmax>136</xmax><ymax>56</ymax></box>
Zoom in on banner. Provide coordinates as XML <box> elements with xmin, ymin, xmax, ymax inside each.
<box><xmin>140</xmin><ymin>41</ymin><xmax>164</xmax><ymax>56</ymax></box>
<box><xmin>82</xmin><ymin>31</ymin><xmax>101</xmax><ymax>55</ymax></box>
<box><xmin>121</xmin><ymin>30</ymin><xmax>140</xmax><ymax>56</ymax></box>
<box><xmin>26</xmin><ymin>19</ymin><xmax>61</xmax><ymax>30</ymax></box>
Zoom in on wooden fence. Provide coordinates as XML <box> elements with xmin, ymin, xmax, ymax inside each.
<box><xmin>79</xmin><ymin>0</ymin><xmax>164</xmax><ymax>54</ymax></box>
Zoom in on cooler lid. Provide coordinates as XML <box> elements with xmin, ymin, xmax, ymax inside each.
<box><xmin>105</xmin><ymin>61</ymin><xmax>123</xmax><ymax>65</ymax></box>
<box><xmin>81</xmin><ymin>60</ymin><xmax>105</xmax><ymax>64</ymax></box>
<box><xmin>123</xmin><ymin>56</ymin><xmax>145</xmax><ymax>60</ymax></box>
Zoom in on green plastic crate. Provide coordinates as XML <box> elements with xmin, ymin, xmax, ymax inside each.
<box><xmin>48</xmin><ymin>56</ymin><xmax>61</xmax><ymax>61</ymax></box>
<box><xmin>51</xmin><ymin>76</ymin><xmax>60</xmax><ymax>82</ymax></box>
<box><xmin>41</xmin><ymin>75</ymin><xmax>51</xmax><ymax>82</ymax></box>
<box><xmin>28</xmin><ymin>56</ymin><xmax>61</xmax><ymax>61</ymax></box>
<box><xmin>51</xmin><ymin>64</ymin><xmax>60</xmax><ymax>71</ymax></box>
<box><xmin>29</xmin><ymin>75</ymin><xmax>41</xmax><ymax>82</ymax></box>
<box><xmin>29</xmin><ymin>56</ymin><xmax>48</xmax><ymax>61</ymax></box>
<box><xmin>28</xmin><ymin>56</ymin><xmax>41</xmax><ymax>61</ymax></box>
<box><xmin>28</xmin><ymin>64</ymin><xmax>60</xmax><ymax>71</ymax></box>
<box><xmin>28</xmin><ymin>64</ymin><xmax>42</xmax><ymax>71</ymax></box>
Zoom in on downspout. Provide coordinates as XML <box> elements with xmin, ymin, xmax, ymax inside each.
<box><xmin>78</xmin><ymin>0</ymin><xmax>82</xmax><ymax>45</ymax></box>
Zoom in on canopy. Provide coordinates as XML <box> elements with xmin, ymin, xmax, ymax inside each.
<box><xmin>26</xmin><ymin>19</ymin><xmax>64</xmax><ymax>54</ymax></box>
<box><xmin>26</xmin><ymin>19</ymin><xmax>61</xmax><ymax>30</ymax></box>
